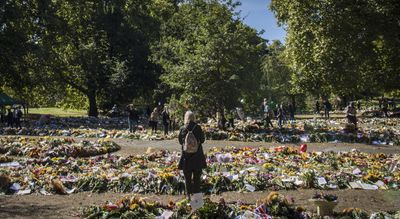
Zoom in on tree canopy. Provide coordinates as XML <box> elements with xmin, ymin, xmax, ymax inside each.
<box><xmin>152</xmin><ymin>0</ymin><xmax>267</xmax><ymax>114</ymax></box>
<box><xmin>270</xmin><ymin>0</ymin><xmax>400</xmax><ymax>99</ymax></box>
<box><xmin>1</xmin><ymin>0</ymin><xmax>399</xmax><ymax>116</ymax></box>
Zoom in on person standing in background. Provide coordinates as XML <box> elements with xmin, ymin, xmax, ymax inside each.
<box><xmin>7</xmin><ymin>108</ymin><xmax>13</xmax><ymax>127</ymax></box>
<box><xmin>346</xmin><ymin>102</ymin><xmax>357</xmax><ymax>129</ymax></box>
<box><xmin>277</xmin><ymin>104</ymin><xmax>284</xmax><ymax>129</ymax></box>
<box><xmin>14</xmin><ymin>107</ymin><xmax>23</xmax><ymax>129</ymax></box>
<box><xmin>261</xmin><ymin>98</ymin><xmax>268</xmax><ymax>118</ymax></box>
<box><xmin>149</xmin><ymin>107</ymin><xmax>159</xmax><ymax>134</ymax></box>
<box><xmin>162</xmin><ymin>107</ymin><xmax>170</xmax><ymax>136</ymax></box>
<box><xmin>323</xmin><ymin>99</ymin><xmax>332</xmax><ymax>119</ymax></box>
<box><xmin>217</xmin><ymin>110</ymin><xmax>226</xmax><ymax>130</ymax></box>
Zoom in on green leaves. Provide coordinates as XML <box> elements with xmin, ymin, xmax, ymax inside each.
<box><xmin>271</xmin><ymin>0</ymin><xmax>400</xmax><ymax>98</ymax></box>
<box><xmin>153</xmin><ymin>0</ymin><xmax>266</xmax><ymax>113</ymax></box>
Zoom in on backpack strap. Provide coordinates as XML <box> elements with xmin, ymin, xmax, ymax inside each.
<box><xmin>184</xmin><ymin>124</ymin><xmax>197</xmax><ymax>132</ymax></box>
<box><xmin>189</xmin><ymin>124</ymin><xmax>197</xmax><ymax>132</ymax></box>
<box><xmin>182</xmin><ymin>124</ymin><xmax>198</xmax><ymax>148</ymax></box>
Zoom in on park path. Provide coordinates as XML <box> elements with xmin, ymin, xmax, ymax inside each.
<box><xmin>112</xmin><ymin>138</ymin><xmax>400</xmax><ymax>156</ymax></box>
<box><xmin>0</xmin><ymin>189</ymin><xmax>399</xmax><ymax>218</ymax></box>
<box><xmin>5</xmin><ymin>134</ymin><xmax>400</xmax><ymax>155</ymax></box>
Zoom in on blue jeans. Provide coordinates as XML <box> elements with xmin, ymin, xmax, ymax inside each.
<box><xmin>128</xmin><ymin>119</ymin><xmax>137</xmax><ymax>133</ymax></box>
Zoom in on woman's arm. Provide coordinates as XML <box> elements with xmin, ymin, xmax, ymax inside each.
<box><xmin>178</xmin><ymin>128</ymin><xmax>184</xmax><ymax>145</ymax></box>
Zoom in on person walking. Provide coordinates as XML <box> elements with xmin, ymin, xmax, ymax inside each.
<box><xmin>178</xmin><ymin>111</ymin><xmax>206</xmax><ymax>200</ymax></box>
<box><xmin>126</xmin><ymin>105</ymin><xmax>139</xmax><ymax>133</ymax></box>
<box><xmin>346</xmin><ymin>102</ymin><xmax>357</xmax><ymax>129</ymax></box>
<box><xmin>161</xmin><ymin>107</ymin><xmax>170</xmax><ymax>136</ymax></box>
<box><xmin>7</xmin><ymin>109</ymin><xmax>13</xmax><ymax>128</ymax></box>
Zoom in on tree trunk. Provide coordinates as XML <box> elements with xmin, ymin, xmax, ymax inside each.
<box><xmin>88</xmin><ymin>92</ymin><xmax>98</xmax><ymax>117</ymax></box>
<box><xmin>291</xmin><ymin>95</ymin><xmax>296</xmax><ymax>112</ymax></box>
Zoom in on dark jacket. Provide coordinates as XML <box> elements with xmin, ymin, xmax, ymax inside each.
<box><xmin>178</xmin><ymin>121</ymin><xmax>206</xmax><ymax>171</ymax></box>
<box><xmin>162</xmin><ymin>111</ymin><xmax>170</xmax><ymax>125</ymax></box>
<box><xmin>127</xmin><ymin>109</ymin><xmax>139</xmax><ymax>121</ymax></box>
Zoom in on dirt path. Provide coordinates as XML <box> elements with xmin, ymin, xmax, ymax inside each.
<box><xmin>0</xmin><ymin>190</ymin><xmax>399</xmax><ymax>219</ymax></box>
<box><xmin>112</xmin><ymin>139</ymin><xmax>400</xmax><ymax>156</ymax></box>
<box><xmin>8</xmin><ymin>135</ymin><xmax>398</xmax><ymax>155</ymax></box>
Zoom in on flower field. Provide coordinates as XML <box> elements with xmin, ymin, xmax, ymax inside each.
<box><xmin>0</xmin><ymin>117</ymin><xmax>399</xmax><ymax>218</ymax></box>
<box><xmin>82</xmin><ymin>193</ymin><xmax>400</xmax><ymax>219</ymax></box>
<box><xmin>1</xmin><ymin>137</ymin><xmax>398</xmax><ymax>197</ymax></box>
<box><xmin>1</xmin><ymin>118</ymin><xmax>400</xmax><ymax>145</ymax></box>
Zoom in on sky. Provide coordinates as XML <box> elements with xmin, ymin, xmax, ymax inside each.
<box><xmin>235</xmin><ymin>0</ymin><xmax>286</xmax><ymax>43</ymax></box>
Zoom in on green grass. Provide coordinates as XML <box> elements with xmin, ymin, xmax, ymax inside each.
<box><xmin>296</xmin><ymin>113</ymin><xmax>346</xmax><ymax>119</ymax></box>
<box><xmin>28</xmin><ymin>107</ymin><xmax>87</xmax><ymax>117</ymax></box>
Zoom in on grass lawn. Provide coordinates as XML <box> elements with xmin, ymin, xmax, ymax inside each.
<box><xmin>28</xmin><ymin>107</ymin><xmax>87</xmax><ymax>117</ymax></box>
<box><xmin>296</xmin><ymin>113</ymin><xmax>346</xmax><ymax>119</ymax></box>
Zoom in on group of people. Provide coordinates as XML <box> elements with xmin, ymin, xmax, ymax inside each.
<box><xmin>0</xmin><ymin>106</ymin><xmax>23</xmax><ymax>128</ymax></box>
<box><xmin>124</xmin><ymin>103</ymin><xmax>173</xmax><ymax>135</ymax></box>
<box><xmin>315</xmin><ymin>99</ymin><xmax>333</xmax><ymax>119</ymax></box>
<box><xmin>148</xmin><ymin>106</ymin><xmax>171</xmax><ymax>135</ymax></box>
<box><xmin>261</xmin><ymin>98</ymin><xmax>295</xmax><ymax>129</ymax></box>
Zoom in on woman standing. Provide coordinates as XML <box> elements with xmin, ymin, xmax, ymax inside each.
<box><xmin>149</xmin><ymin>108</ymin><xmax>159</xmax><ymax>134</ymax></box>
<box><xmin>178</xmin><ymin>111</ymin><xmax>206</xmax><ymax>200</ymax></box>
<box><xmin>161</xmin><ymin>107</ymin><xmax>170</xmax><ymax>135</ymax></box>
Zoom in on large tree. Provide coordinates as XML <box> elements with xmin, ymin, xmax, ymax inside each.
<box><xmin>33</xmin><ymin>0</ymin><xmax>161</xmax><ymax>116</ymax></box>
<box><xmin>270</xmin><ymin>0</ymin><xmax>400</xmax><ymax>98</ymax></box>
<box><xmin>152</xmin><ymin>0</ymin><xmax>267</xmax><ymax>114</ymax></box>
<box><xmin>0</xmin><ymin>1</ymin><xmax>41</xmax><ymax>96</ymax></box>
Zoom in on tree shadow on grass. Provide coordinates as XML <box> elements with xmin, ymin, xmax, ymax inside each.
<box><xmin>0</xmin><ymin>201</ymin><xmax>72</xmax><ymax>219</ymax></box>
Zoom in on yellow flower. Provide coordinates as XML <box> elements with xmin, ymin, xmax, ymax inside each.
<box><xmin>262</xmin><ymin>163</ymin><xmax>273</xmax><ymax>170</ymax></box>
<box><xmin>129</xmin><ymin>203</ymin><xmax>139</xmax><ymax>210</ymax></box>
<box><xmin>240</xmin><ymin>205</ymin><xmax>252</xmax><ymax>211</ymax></box>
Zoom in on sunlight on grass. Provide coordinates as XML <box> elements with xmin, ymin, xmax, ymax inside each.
<box><xmin>29</xmin><ymin>108</ymin><xmax>86</xmax><ymax>117</ymax></box>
